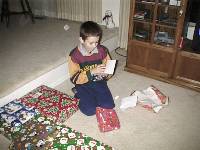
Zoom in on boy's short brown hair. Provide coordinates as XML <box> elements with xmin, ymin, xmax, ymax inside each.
<box><xmin>80</xmin><ymin>21</ymin><xmax>102</xmax><ymax>42</ymax></box>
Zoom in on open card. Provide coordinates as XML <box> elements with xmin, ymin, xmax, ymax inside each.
<box><xmin>104</xmin><ymin>60</ymin><xmax>117</xmax><ymax>74</ymax></box>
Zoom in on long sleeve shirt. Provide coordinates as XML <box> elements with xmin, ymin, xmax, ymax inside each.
<box><xmin>68</xmin><ymin>45</ymin><xmax>111</xmax><ymax>85</ymax></box>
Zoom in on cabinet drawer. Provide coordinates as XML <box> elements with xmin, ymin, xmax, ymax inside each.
<box><xmin>147</xmin><ymin>47</ymin><xmax>176</xmax><ymax>77</ymax></box>
<box><xmin>127</xmin><ymin>41</ymin><xmax>149</xmax><ymax>71</ymax></box>
<box><xmin>174</xmin><ymin>51</ymin><xmax>200</xmax><ymax>85</ymax></box>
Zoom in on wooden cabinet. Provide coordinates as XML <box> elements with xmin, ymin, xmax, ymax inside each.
<box><xmin>147</xmin><ymin>46</ymin><xmax>176</xmax><ymax>77</ymax></box>
<box><xmin>125</xmin><ymin>0</ymin><xmax>200</xmax><ymax>92</ymax></box>
<box><xmin>173</xmin><ymin>51</ymin><xmax>200</xmax><ymax>89</ymax></box>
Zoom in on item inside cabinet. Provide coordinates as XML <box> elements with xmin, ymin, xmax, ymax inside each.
<box><xmin>159</xmin><ymin>0</ymin><xmax>169</xmax><ymax>5</ymax></box>
<box><xmin>134</xmin><ymin>30</ymin><xmax>149</xmax><ymax>41</ymax></box>
<box><xmin>169</xmin><ymin>0</ymin><xmax>181</xmax><ymax>6</ymax></box>
<box><xmin>154</xmin><ymin>31</ymin><xmax>174</xmax><ymax>45</ymax></box>
<box><xmin>157</xmin><ymin>5</ymin><xmax>178</xmax><ymax>26</ymax></box>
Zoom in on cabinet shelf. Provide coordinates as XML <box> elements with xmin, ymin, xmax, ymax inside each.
<box><xmin>155</xmin><ymin>23</ymin><xmax>177</xmax><ymax>29</ymax></box>
<box><xmin>157</xmin><ymin>3</ymin><xmax>181</xmax><ymax>9</ymax></box>
<box><xmin>133</xmin><ymin>18</ymin><xmax>153</xmax><ymax>25</ymax></box>
<box><xmin>136</xmin><ymin>1</ymin><xmax>156</xmax><ymax>5</ymax></box>
<box><xmin>131</xmin><ymin>38</ymin><xmax>175</xmax><ymax>49</ymax></box>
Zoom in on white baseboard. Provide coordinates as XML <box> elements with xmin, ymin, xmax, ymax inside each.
<box><xmin>0</xmin><ymin>36</ymin><xmax>119</xmax><ymax>107</ymax></box>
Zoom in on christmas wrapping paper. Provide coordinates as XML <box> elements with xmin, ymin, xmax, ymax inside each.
<box><xmin>9</xmin><ymin>116</ymin><xmax>114</xmax><ymax>150</ymax></box>
<box><xmin>1</xmin><ymin>86</ymin><xmax>114</xmax><ymax>150</ymax></box>
<box><xmin>0</xmin><ymin>99</ymin><xmax>37</xmax><ymax>140</ymax></box>
<box><xmin>10</xmin><ymin>123</ymin><xmax>114</xmax><ymax>150</ymax></box>
<box><xmin>10</xmin><ymin>114</ymin><xmax>56</xmax><ymax>150</ymax></box>
<box><xmin>19</xmin><ymin>85</ymin><xmax>79</xmax><ymax>123</ymax></box>
<box><xmin>45</xmin><ymin>124</ymin><xmax>114</xmax><ymax>150</ymax></box>
<box><xmin>0</xmin><ymin>118</ymin><xmax>22</xmax><ymax>140</ymax></box>
<box><xmin>96</xmin><ymin>107</ymin><xmax>120</xmax><ymax>132</ymax></box>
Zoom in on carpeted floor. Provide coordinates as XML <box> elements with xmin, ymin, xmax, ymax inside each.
<box><xmin>0</xmin><ymin>16</ymin><xmax>118</xmax><ymax>98</ymax></box>
<box><xmin>55</xmin><ymin>49</ymin><xmax>200</xmax><ymax>150</ymax></box>
<box><xmin>0</xmin><ymin>49</ymin><xmax>200</xmax><ymax>150</ymax></box>
<box><xmin>0</xmin><ymin>16</ymin><xmax>200</xmax><ymax>150</ymax></box>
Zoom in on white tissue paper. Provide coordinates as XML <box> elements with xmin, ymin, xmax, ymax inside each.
<box><xmin>120</xmin><ymin>85</ymin><xmax>168</xmax><ymax>113</ymax></box>
<box><xmin>133</xmin><ymin>85</ymin><xmax>169</xmax><ymax>113</ymax></box>
<box><xmin>120</xmin><ymin>95</ymin><xmax>138</xmax><ymax>111</ymax></box>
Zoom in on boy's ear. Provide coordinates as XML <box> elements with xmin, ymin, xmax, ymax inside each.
<box><xmin>79</xmin><ymin>37</ymin><xmax>84</xmax><ymax>43</ymax></box>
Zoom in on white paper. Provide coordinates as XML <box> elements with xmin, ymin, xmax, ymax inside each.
<box><xmin>120</xmin><ymin>95</ymin><xmax>138</xmax><ymax>111</ymax></box>
<box><xmin>104</xmin><ymin>60</ymin><xmax>116</xmax><ymax>74</ymax></box>
<box><xmin>169</xmin><ymin>0</ymin><xmax>180</xmax><ymax>6</ymax></box>
<box><xmin>187</xmin><ymin>22</ymin><xmax>196</xmax><ymax>40</ymax></box>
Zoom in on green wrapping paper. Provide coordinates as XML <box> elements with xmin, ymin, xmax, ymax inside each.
<box><xmin>10</xmin><ymin>122</ymin><xmax>114</xmax><ymax>150</ymax></box>
<box><xmin>46</xmin><ymin>124</ymin><xmax>114</xmax><ymax>150</ymax></box>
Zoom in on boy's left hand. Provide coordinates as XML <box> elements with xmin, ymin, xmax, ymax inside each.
<box><xmin>91</xmin><ymin>64</ymin><xmax>106</xmax><ymax>75</ymax></box>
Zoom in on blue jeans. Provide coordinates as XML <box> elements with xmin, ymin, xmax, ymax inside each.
<box><xmin>74</xmin><ymin>81</ymin><xmax>115</xmax><ymax>116</ymax></box>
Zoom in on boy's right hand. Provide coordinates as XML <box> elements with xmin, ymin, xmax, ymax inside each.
<box><xmin>91</xmin><ymin>64</ymin><xmax>106</xmax><ymax>75</ymax></box>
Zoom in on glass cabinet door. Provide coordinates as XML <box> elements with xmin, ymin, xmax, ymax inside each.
<box><xmin>154</xmin><ymin>0</ymin><xmax>181</xmax><ymax>47</ymax></box>
<box><xmin>132</xmin><ymin>0</ymin><xmax>155</xmax><ymax>42</ymax></box>
<box><xmin>131</xmin><ymin>0</ymin><xmax>183</xmax><ymax>48</ymax></box>
<box><xmin>180</xmin><ymin>0</ymin><xmax>200</xmax><ymax>54</ymax></box>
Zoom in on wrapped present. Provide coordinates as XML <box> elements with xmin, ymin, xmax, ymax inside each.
<box><xmin>11</xmin><ymin>114</ymin><xmax>57</xmax><ymax>150</ymax></box>
<box><xmin>0</xmin><ymin>100</ymin><xmax>37</xmax><ymax>140</ymax></box>
<box><xmin>19</xmin><ymin>85</ymin><xmax>79</xmax><ymax>123</ymax></box>
<box><xmin>45</xmin><ymin>124</ymin><xmax>114</xmax><ymax>150</ymax></box>
<box><xmin>96</xmin><ymin>107</ymin><xmax>120</xmax><ymax>132</ymax></box>
<box><xmin>0</xmin><ymin>101</ymin><xmax>36</xmax><ymax>125</ymax></box>
<box><xmin>0</xmin><ymin>118</ymin><xmax>22</xmax><ymax>140</ymax></box>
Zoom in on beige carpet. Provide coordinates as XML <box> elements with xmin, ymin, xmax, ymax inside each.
<box><xmin>0</xmin><ymin>16</ymin><xmax>118</xmax><ymax>98</ymax></box>
<box><xmin>55</xmin><ymin>50</ymin><xmax>200</xmax><ymax>150</ymax></box>
<box><xmin>0</xmin><ymin>49</ymin><xmax>200</xmax><ymax>150</ymax></box>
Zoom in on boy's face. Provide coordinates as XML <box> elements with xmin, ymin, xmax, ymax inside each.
<box><xmin>80</xmin><ymin>36</ymin><xmax>100</xmax><ymax>53</ymax></box>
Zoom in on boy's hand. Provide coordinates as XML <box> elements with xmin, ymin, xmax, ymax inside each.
<box><xmin>91</xmin><ymin>64</ymin><xmax>106</xmax><ymax>75</ymax></box>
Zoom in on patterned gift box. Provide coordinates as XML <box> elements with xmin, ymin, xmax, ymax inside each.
<box><xmin>0</xmin><ymin>99</ymin><xmax>37</xmax><ymax>140</ymax></box>
<box><xmin>96</xmin><ymin>107</ymin><xmax>120</xmax><ymax>132</ymax></box>
<box><xmin>9</xmin><ymin>117</ymin><xmax>114</xmax><ymax>150</ymax></box>
<box><xmin>19</xmin><ymin>85</ymin><xmax>79</xmax><ymax>123</ymax></box>
<box><xmin>10</xmin><ymin>114</ymin><xmax>57</xmax><ymax>150</ymax></box>
<box><xmin>0</xmin><ymin>118</ymin><xmax>22</xmax><ymax>140</ymax></box>
<box><xmin>45</xmin><ymin>124</ymin><xmax>114</xmax><ymax>150</ymax></box>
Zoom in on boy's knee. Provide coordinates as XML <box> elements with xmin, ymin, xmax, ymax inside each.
<box><xmin>79</xmin><ymin>105</ymin><xmax>96</xmax><ymax>116</ymax></box>
<box><xmin>101</xmin><ymin>103</ymin><xmax>115</xmax><ymax>109</ymax></box>
<box><xmin>80</xmin><ymin>108</ymin><xmax>96</xmax><ymax>116</ymax></box>
<box><xmin>99</xmin><ymin>99</ymin><xmax>115</xmax><ymax>109</ymax></box>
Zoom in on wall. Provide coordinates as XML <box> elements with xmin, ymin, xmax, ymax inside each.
<box><xmin>0</xmin><ymin>0</ymin><xmax>120</xmax><ymax>27</ymax></box>
<box><xmin>102</xmin><ymin>0</ymin><xmax>120</xmax><ymax>27</ymax></box>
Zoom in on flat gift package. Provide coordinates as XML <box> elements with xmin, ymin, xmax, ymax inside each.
<box><xmin>96</xmin><ymin>107</ymin><xmax>120</xmax><ymax>132</ymax></box>
<box><xmin>45</xmin><ymin>124</ymin><xmax>114</xmax><ymax>150</ymax></box>
<box><xmin>19</xmin><ymin>85</ymin><xmax>79</xmax><ymax>123</ymax></box>
<box><xmin>10</xmin><ymin>123</ymin><xmax>114</xmax><ymax>150</ymax></box>
<box><xmin>10</xmin><ymin>114</ymin><xmax>57</xmax><ymax>150</ymax></box>
<box><xmin>0</xmin><ymin>99</ymin><xmax>37</xmax><ymax>140</ymax></box>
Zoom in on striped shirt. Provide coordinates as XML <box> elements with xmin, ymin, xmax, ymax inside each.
<box><xmin>68</xmin><ymin>45</ymin><xmax>111</xmax><ymax>85</ymax></box>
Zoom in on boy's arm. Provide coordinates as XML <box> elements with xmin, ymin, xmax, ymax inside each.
<box><xmin>102</xmin><ymin>52</ymin><xmax>111</xmax><ymax>64</ymax></box>
<box><xmin>68</xmin><ymin>56</ymin><xmax>93</xmax><ymax>84</ymax></box>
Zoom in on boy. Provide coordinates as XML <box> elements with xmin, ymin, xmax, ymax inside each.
<box><xmin>68</xmin><ymin>21</ymin><xmax>115</xmax><ymax>116</ymax></box>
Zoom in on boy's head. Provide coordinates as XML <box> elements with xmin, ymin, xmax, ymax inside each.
<box><xmin>80</xmin><ymin>21</ymin><xmax>102</xmax><ymax>41</ymax></box>
<box><xmin>79</xmin><ymin>21</ymin><xmax>103</xmax><ymax>53</ymax></box>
